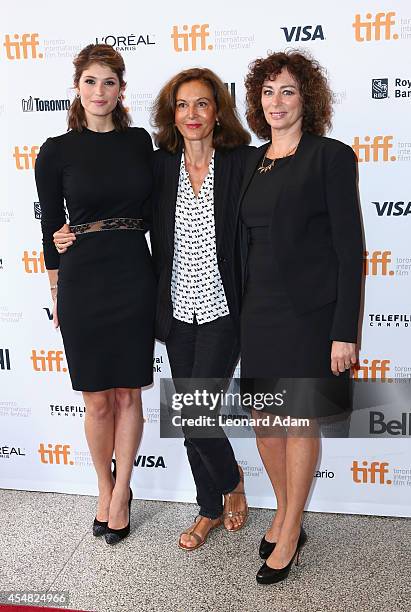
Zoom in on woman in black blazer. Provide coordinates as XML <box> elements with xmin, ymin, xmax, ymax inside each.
<box><xmin>150</xmin><ymin>68</ymin><xmax>251</xmax><ymax>549</ymax></box>
<box><xmin>240</xmin><ymin>51</ymin><xmax>363</xmax><ymax>584</ymax></box>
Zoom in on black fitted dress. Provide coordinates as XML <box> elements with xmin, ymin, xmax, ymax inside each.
<box><xmin>35</xmin><ymin>127</ymin><xmax>156</xmax><ymax>391</ymax></box>
<box><xmin>240</xmin><ymin>156</ymin><xmax>349</xmax><ymax>417</ymax></box>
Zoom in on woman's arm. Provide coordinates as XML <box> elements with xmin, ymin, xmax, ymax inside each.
<box><xmin>34</xmin><ymin>138</ymin><xmax>66</xmax><ymax>327</ymax></box>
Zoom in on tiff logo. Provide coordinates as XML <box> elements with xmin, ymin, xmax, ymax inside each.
<box><xmin>352</xmin><ymin>136</ymin><xmax>396</xmax><ymax>162</ymax></box>
<box><xmin>22</xmin><ymin>250</ymin><xmax>45</xmax><ymax>273</ymax></box>
<box><xmin>2</xmin><ymin>33</ymin><xmax>43</xmax><ymax>59</ymax></box>
<box><xmin>13</xmin><ymin>145</ymin><xmax>39</xmax><ymax>169</ymax></box>
<box><xmin>351</xmin><ymin>460</ymin><xmax>391</xmax><ymax>484</ymax></box>
<box><xmin>171</xmin><ymin>24</ymin><xmax>213</xmax><ymax>52</ymax></box>
<box><xmin>353</xmin><ymin>12</ymin><xmax>398</xmax><ymax>42</ymax></box>
<box><xmin>363</xmin><ymin>251</ymin><xmax>394</xmax><ymax>276</ymax></box>
<box><xmin>352</xmin><ymin>359</ymin><xmax>391</xmax><ymax>380</ymax></box>
<box><xmin>38</xmin><ymin>443</ymin><xmax>74</xmax><ymax>465</ymax></box>
<box><xmin>30</xmin><ymin>350</ymin><xmax>67</xmax><ymax>373</ymax></box>
<box><xmin>0</xmin><ymin>349</ymin><xmax>11</xmax><ymax>370</ymax></box>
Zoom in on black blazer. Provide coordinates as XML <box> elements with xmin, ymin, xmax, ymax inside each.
<box><xmin>150</xmin><ymin>145</ymin><xmax>252</xmax><ymax>342</ymax></box>
<box><xmin>238</xmin><ymin>132</ymin><xmax>363</xmax><ymax>343</ymax></box>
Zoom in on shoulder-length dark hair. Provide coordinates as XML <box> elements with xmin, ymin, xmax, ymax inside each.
<box><xmin>68</xmin><ymin>44</ymin><xmax>131</xmax><ymax>132</ymax></box>
<box><xmin>151</xmin><ymin>67</ymin><xmax>250</xmax><ymax>153</ymax></box>
<box><xmin>245</xmin><ymin>50</ymin><xmax>333</xmax><ymax>139</ymax></box>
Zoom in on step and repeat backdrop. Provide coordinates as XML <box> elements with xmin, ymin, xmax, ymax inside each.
<box><xmin>1</xmin><ymin>1</ymin><xmax>410</xmax><ymax>516</ymax></box>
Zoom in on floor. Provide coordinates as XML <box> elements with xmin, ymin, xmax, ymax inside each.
<box><xmin>0</xmin><ymin>489</ymin><xmax>409</xmax><ymax>612</ymax></box>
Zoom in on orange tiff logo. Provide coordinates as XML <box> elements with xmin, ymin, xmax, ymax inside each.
<box><xmin>38</xmin><ymin>443</ymin><xmax>74</xmax><ymax>465</ymax></box>
<box><xmin>171</xmin><ymin>24</ymin><xmax>213</xmax><ymax>52</ymax></box>
<box><xmin>31</xmin><ymin>350</ymin><xmax>67</xmax><ymax>373</ymax></box>
<box><xmin>352</xmin><ymin>359</ymin><xmax>391</xmax><ymax>380</ymax></box>
<box><xmin>3</xmin><ymin>33</ymin><xmax>43</xmax><ymax>59</ymax></box>
<box><xmin>363</xmin><ymin>251</ymin><xmax>394</xmax><ymax>276</ymax></box>
<box><xmin>352</xmin><ymin>136</ymin><xmax>395</xmax><ymax>162</ymax></box>
<box><xmin>353</xmin><ymin>12</ymin><xmax>398</xmax><ymax>41</ymax></box>
<box><xmin>13</xmin><ymin>145</ymin><xmax>39</xmax><ymax>169</ymax></box>
<box><xmin>351</xmin><ymin>460</ymin><xmax>391</xmax><ymax>484</ymax></box>
<box><xmin>22</xmin><ymin>250</ymin><xmax>45</xmax><ymax>273</ymax></box>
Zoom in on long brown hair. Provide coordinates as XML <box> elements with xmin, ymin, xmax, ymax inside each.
<box><xmin>68</xmin><ymin>44</ymin><xmax>131</xmax><ymax>131</ymax></box>
<box><xmin>151</xmin><ymin>67</ymin><xmax>250</xmax><ymax>153</ymax></box>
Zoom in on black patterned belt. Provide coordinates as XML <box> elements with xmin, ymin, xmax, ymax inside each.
<box><xmin>70</xmin><ymin>217</ymin><xmax>145</xmax><ymax>235</ymax></box>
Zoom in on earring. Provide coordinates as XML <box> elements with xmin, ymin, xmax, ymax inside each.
<box><xmin>216</xmin><ymin>119</ymin><xmax>220</xmax><ymax>127</ymax></box>
<box><xmin>75</xmin><ymin>93</ymin><xmax>80</xmax><ymax>99</ymax></box>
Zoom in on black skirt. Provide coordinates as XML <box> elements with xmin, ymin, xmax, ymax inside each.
<box><xmin>57</xmin><ymin>230</ymin><xmax>156</xmax><ymax>391</ymax></box>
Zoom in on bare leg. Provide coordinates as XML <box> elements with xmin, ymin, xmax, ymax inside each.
<box><xmin>109</xmin><ymin>388</ymin><xmax>143</xmax><ymax>529</ymax></box>
<box><xmin>83</xmin><ymin>390</ymin><xmax>116</xmax><ymax>522</ymax></box>
<box><xmin>254</xmin><ymin>411</ymin><xmax>287</xmax><ymax>542</ymax></box>
<box><xmin>267</xmin><ymin>425</ymin><xmax>320</xmax><ymax>569</ymax></box>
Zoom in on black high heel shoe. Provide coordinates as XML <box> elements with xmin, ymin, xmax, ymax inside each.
<box><xmin>259</xmin><ymin>536</ymin><xmax>276</xmax><ymax>559</ymax></box>
<box><xmin>105</xmin><ymin>488</ymin><xmax>133</xmax><ymax>545</ymax></box>
<box><xmin>92</xmin><ymin>459</ymin><xmax>117</xmax><ymax>537</ymax></box>
<box><xmin>256</xmin><ymin>527</ymin><xmax>307</xmax><ymax>585</ymax></box>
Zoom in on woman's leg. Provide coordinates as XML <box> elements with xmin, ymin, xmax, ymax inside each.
<box><xmin>254</xmin><ymin>430</ymin><xmax>287</xmax><ymax>542</ymax></box>
<box><xmin>266</xmin><ymin>428</ymin><xmax>320</xmax><ymax>568</ymax></box>
<box><xmin>83</xmin><ymin>389</ymin><xmax>116</xmax><ymax>522</ymax></box>
<box><xmin>109</xmin><ymin>387</ymin><xmax>144</xmax><ymax>529</ymax></box>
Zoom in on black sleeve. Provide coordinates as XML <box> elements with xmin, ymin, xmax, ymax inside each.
<box><xmin>34</xmin><ymin>138</ymin><xmax>66</xmax><ymax>270</ymax></box>
<box><xmin>325</xmin><ymin>144</ymin><xmax>364</xmax><ymax>342</ymax></box>
<box><xmin>139</xmin><ymin>128</ymin><xmax>154</xmax><ymax>230</ymax></box>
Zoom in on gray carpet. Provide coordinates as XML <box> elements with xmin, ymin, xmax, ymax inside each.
<box><xmin>0</xmin><ymin>489</ymin><xmax>409</xmax><ymax>612</ymax></box>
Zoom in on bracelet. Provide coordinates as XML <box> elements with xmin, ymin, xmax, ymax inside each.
<box><xmin>50</xmin><ymin>285</ymin><xmax>58</xmax><ymax>291</ymax></box>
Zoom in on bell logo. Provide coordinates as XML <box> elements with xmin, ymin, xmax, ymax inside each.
<box><xmin>38</xmin><ymin>443</ymin><xmax>74</xmax><ymax>465</ymax></box>
<box><xmin>13</xmin><ymin>145</ymin><xmax>39</xmax><ymax>169</ymax></box>
<box><xmin>351</xmin><ymin>460</ymin><xmax>391</xmax><ymax>484</ymax></box>
<box><xmin>352</xmin><ymin>136</ymin><xmax>395</xmax><ymax>162</ymax></box>
<box><xmin>30</xmin><ymin>350</ymin><xmax>67</xmax><ymax>373</ymax></box>
<box><xmin>171</xmin><ymin>24</ymin><xmax>213</xmax><ymax>52</ymax></box>
<box><xmin>2</xmin><ymin>33</ymin><xmax>43</xmax><ymax>59</ymax></box>
<box><xmin>352</xmin><ymin>359</ymin><xmax>391</xmax><ymax>380</ymax></box>
<box><xmin>353</xmin><ymin>12</ymin><xmax>398</xmax><ymax>42</ymax></box>
<box><xmin>363</xmin><ymin>251</ymin><xmax>394</xmax><ymax>276</ymax></box>
<box><xmin>22</xmin><ymin>250</ymin><xmax>45</xmax><ymax>273</ymax></box>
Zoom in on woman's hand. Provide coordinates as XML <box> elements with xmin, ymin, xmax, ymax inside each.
<box><xmin>53</xmin><ymin>223</ymin><xmax>76</xmax><ymax>253</ymax></box>
<box><xmin>331</xmin><ymin>341</ymin><xmax>357</xmax><ymax>376</ymax></box>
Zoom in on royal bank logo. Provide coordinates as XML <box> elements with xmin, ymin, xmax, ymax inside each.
<box><xmin>22</xmin><ymin>96</ymin><xmax>70</xmax><ymax>112</ymax></box>
<box><xmin>373</xmin><ymin>201</ymin><xmax>411</xmax><ymax>216</ymax></box>
<box><xmin>281</xmin><ymin>24</ymin><xmax>325</xmax><ymax>42</ymax></box>
<box><xmin>352</xmin><ymin>136</ymin><xmax>396</xmax><ymax>162</ymax></box>
<box><xmin>2</xmin><ymin>33</ymin><xmax>44</xmax><ymax>59</ymax></box>
<box><xmin>353</xmin><ymin>12</ymin><xmax>398</xmax><ymax>42</ymax></box>
<box><xmin>372</xmin><ymin>78</ymin><xmax>388</xmax><ymax>99</ymax></box>
<box><xmin>95</xmin><ymin>34</ymin><xmax>155</xmax><ymax>51</ymax></box>
<box><xmin>171</xmin><ymin>24</ymin><xmax>213</xmax><ymax>52</ymax></box>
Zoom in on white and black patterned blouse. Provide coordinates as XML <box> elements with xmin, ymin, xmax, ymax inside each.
<box><xmin>171</xmin><ymin>152</ymin><xmax>229</xmax><ymax>324</ymax></box>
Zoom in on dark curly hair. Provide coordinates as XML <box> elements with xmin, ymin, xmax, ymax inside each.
<box><xmin>245</xmin><ymin>50</ymin><xmax>332</xmax><ymax>139</ymax></box>
<box><xmin>68</xmin><ymin>44</ymin><xmax>131</xmax><ymax>132</ymax></box>
<box><xmin>151</xmin><ymin>67</ymin><xmax>250</xmax><ymax>153</ymax></box>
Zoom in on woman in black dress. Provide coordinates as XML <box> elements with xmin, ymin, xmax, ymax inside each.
<box><xmin>35</xmin><ymin>44</ymin><xmax>156</xmax><ymax>545</ymax></box>
<box><xmin>240</xmin><ymin>51</ymin><xmax>363</xmax><ymax>583</ymax></box>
